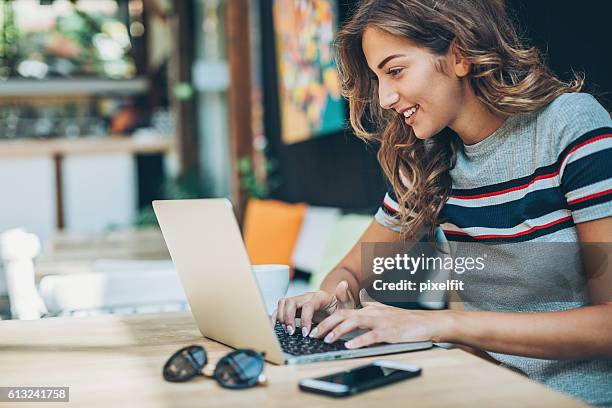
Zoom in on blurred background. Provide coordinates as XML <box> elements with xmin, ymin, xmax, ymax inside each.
<box><xmin>0</xmin><ymin>0</ymin><xmax>610</xmax><ymax>320</ymax></box>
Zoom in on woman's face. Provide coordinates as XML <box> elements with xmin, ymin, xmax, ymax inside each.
<box><xmin>362</xmin><ymin>27</ymin><xmax>467</xmax><ymax>139</ymax></box>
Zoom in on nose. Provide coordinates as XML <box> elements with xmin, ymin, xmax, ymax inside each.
<box><xmin>378</xmin><ymin>81</ymin><xmax>400</xmax><ymax>110</ymax></box>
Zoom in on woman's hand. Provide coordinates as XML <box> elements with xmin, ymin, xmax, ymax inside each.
<box><xmin>310</xmin><ymin>299</ymin><xmax>456</xmax><ymax>349</ymax></box>
<box><xmin>271</xmin><ymin>280</ymin><xmax>356</xmax><ymax>336</ymax></box>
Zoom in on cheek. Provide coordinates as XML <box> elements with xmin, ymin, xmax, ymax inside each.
<box><xmin>415</xmin><ymin>76</ymin><xmax>462</xmax><ymax>137</ymax></box>
<box><xmin>426</xmin><ymin>74</ymin><xmax>461</xmax><ymax>111</ymax></box>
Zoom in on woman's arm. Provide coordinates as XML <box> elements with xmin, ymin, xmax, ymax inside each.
<box><xmin>447</xmin><ymin>304</ymin><xmax>612</xmax><ymax>359</ymax></box>
<box><xmin>449</xmin><ymin>216</ymin><xmax>612</xmax><ymax>359</ymax></box>
<box><xmin>313</xmin><ymin>217</ymin><xmax>612</xmax><ymax>360</ymax></box>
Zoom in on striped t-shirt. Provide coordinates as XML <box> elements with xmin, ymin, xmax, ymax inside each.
<box><xmin>374</xmin><ymin>93</ymin><xmax>612</xmax><ymax>407</ymax></box>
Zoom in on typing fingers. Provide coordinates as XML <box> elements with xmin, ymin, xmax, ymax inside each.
<box><xmin>322</xmin><ymin>315</ymin><xmax>371</xmax><ymax>345</ymax></box>
<box><xmin>344</xmin><ymin>330</ymin><xmax>380</xmax><ymax>349</ymax></box>
<box><xmin>282</xmin><ymin>299</ymin><xmax>298</xmax><ymax>335</ymax></box>
<box><xmin>275</xmin><ymin>298</ymin><xmax>287</xmax><ymax>331</ymax></box>
<box><xmin>309</xmin><ymin>309</ymin><xmax>351</xmax><ymax>340</ymax></box>
<box><xmin>300</xmin><ymin>302</ymin><xmax>315</xmax><ymax>337</ymax></box>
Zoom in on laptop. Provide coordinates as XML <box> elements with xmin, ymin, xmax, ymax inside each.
<box><xmin>152</xmin><ymin>198</ymin><xmax>432</xmax><ymax>364</ymax></box>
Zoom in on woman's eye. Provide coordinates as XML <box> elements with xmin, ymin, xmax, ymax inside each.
<box><xmin>387</xmin><ymin>67</ymin><xmax>403</xmax><ymax>77</ymax></box>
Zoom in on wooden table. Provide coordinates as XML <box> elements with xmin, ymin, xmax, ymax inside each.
<box><xmin>0</xmin><ymin>312</ymin><xmax>587</xmax><ymax>408</ymax></box>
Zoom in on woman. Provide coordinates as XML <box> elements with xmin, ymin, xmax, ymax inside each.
<box><xmin>273</xmin><ymin>0</ymin><xmax>612</xmax><ymax>406</ymax></box>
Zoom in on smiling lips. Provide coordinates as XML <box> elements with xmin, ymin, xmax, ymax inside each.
<box><xmin>402</xmin><ymin>104</ymin><xmax>419</xmax><ymax>119</ymax></box>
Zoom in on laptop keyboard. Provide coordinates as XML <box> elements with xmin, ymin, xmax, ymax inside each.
<box><xmin>274</xmin><ymin>322</ymin><xmax>347</xmax><ymax>356</ymax></box>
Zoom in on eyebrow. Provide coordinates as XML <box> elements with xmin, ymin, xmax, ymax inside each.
<box><xmin>377</xmin><ymin>54</ymin><xmax>406</xmax><ymax>70</ymax></box>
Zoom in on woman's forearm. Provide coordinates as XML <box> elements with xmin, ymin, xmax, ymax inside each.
<box><xmin>445</xmin><ymin>304</ymin><xmax>612</xmax><ymax>359</ymax></box>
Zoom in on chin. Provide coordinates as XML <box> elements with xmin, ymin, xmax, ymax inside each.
<box><xmin>412</xmin><ymin>127</ymin><xmax>435</xmax><ymax>140</ymax></box>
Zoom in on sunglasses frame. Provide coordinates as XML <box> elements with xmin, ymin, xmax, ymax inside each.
<box><xmin>163</xmin><ymin>345</ymin><xmax>266</xmax><ymax>389</ymax></box>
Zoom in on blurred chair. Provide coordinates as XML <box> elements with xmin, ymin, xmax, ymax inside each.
<box><xmin>309</xmin><ymin>214</ymin><xmax>373</xmax><ymax>290</ymax></box>
<box><xmin>291</xmin><ymin>206</ymin><xmax>342</xmax><ymax>274</ymax></box>
<box><xmin>0</xmin><ymin>229</ymin><xmax>48</xmax><ymax>320</ymax></box>
<box><xmin>243</xmin><ymin>199</ymin><xmax>307</xmax><ymax>278</ymax></box>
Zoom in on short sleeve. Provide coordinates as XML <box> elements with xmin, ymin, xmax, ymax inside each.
<box><xmin>553</xmin><ymin>94</ymin><xmax>612</xmax><ymax>224</ymax></box>
<box><xmin>374</xmin><ymin>189</ymin><xmax>402</xmax><ymax>232</ymax></box>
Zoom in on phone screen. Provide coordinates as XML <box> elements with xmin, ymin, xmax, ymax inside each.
<box><xmin>316</xmin><ymin>362</ymin><xmax>419</xmax><ymax>389</ymax></box>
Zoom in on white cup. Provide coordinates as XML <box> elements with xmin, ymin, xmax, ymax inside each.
<box><xmin>252</xmin><ymin>264</ymin><xmax>290</xmax><ymax>315</ymax></box>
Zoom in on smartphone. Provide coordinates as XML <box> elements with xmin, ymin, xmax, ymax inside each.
<box><xmin>298</xmin><ymin>360</ymin><xmax>421</xmax><ymax>397</ymax></box>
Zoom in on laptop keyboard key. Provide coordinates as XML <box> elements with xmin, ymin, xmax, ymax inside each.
<box><xmin>274</xmin><ymin>322</ymin><xmax>347</xmax><ymax>356</ymax></box>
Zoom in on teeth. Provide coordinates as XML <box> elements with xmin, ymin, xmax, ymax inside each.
<box><xmin>403</xmin><ymin>105</ymin><xmax>418</xmax><ymax>118</ymax></box>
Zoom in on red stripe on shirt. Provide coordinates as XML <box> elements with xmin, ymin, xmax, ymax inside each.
<box><xmin>567</xmin><ymin>188</ymin><xmax>612</xmax><ymax>205</ymax></box>
<box><xmin>443</xmin><ymin>215</ymin><xmax>573</xmax><ymax>239</ymax></box>
<box><xmin>449</xmin><ymin>171</ymin><xmax>558</xmax><ymax>200</ymax></box>
<box><xmin>559</xmin><ymin>133</ymin><xmax>612</xmax><ymax>172</ymax></box>
<box><xmin>450</xmin><ymin>134</ymin><xmax>612</xmax><ymax>201</ymax></box>
<box><xmin>383</xmin><ymin>201</ymin><xmax>399</xmax><ymax>214</ymax></box>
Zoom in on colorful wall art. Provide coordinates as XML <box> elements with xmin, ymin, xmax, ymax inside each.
<box><xmin>272</xmin><ymin>0</ymin><xmax>345</xmax><ymax>144</ymax></box>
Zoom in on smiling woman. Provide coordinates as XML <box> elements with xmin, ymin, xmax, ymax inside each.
<box><xmin>273</xmin><ymin>1</ymin><xmax>612</xmax><ymax>407</ymax></box>
<box><xmin>335</xmin><ymin>0</ymin><xmax>584</xmax><ymax>241</ymax></box>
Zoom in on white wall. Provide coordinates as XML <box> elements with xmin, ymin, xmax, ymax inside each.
<box><xmin>0</xmin><ymin>156</ymin><xmax>56</xmax><ymax>247</ymax></box>
<box><xmin>62</xmin><ymin>153</ymin><xmax>136</xmax><ymax>234</ymax></box>
<box><xmin>0</xmin><ymin>156</ymin><xmax>56</xmax><ymax>296</ymax></box>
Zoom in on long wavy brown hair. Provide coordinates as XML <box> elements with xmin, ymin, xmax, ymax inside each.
<box><xmin>336</xmin><ymin>0</ymin><xmax>583</xmax><ymax>240</ymax></box>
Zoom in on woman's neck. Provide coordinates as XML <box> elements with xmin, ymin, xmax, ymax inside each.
<box><xmin>450</xmin><ymin>88</ymin><xmax>507</xmax><ymax>145</ymax></box>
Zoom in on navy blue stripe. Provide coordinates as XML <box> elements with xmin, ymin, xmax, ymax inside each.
<box><xmin>381</xmin><ymin>204</ymin><xmax>398</xmax><ymax>217</ymax></box>
<box><xmin>441</xmin><ymin>187</ymin><xmax>568</xmax><ymax>229</ymax></box>
<box><xmin>569</xmin><ymin>191</ymin><xmax>612</xmax><ymax>212</ymax></box>
<box><xmin>450</xmin><ymin>162</ymin><xmax>558</xmax><ymax>197</ymax></box>
<box><xmin>382</xmin><ymin>189</ymin><xmax>400</xmax><ymax>216</ymax></box>
<box><xmin>444</xmin><ymin>218</ymin><xmax>575</xmax><ymax>243</ymax></box>
<box><xmin>387</xmin><ymin>188</ymin><xmax>399</xmax><ymax>203</ymax></box>
<box><xmin>381</xmin><ymin>128</ymin><xmax>612</xmax><ymax>233</ymax></box>
<box><xmin>451</xmin><ymin>126</ymin><xmax>612</xmax><ymax>198</ymax></box>
<box><xmin>561</xmin><ymin>149</ymin><xmax>612</xmax><ymax>193</ymax></box>
<box><xmin>557</xmin><ymin>126</ymin><xmax>612</xmax><ymax>165</ymax></box>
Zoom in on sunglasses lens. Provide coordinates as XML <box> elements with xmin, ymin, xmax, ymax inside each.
<box><xmin>163</xmin><ymin>345</ymin><xmax>207</xmax><ymax>382</ymax></box>
<box><xmin>214</xmin><ymin>349</ymin><xmax>264</xmax><ymax>389</ymax></box>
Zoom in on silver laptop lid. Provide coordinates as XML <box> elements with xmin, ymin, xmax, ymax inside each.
<box><xmin>153</xmin><ymin>198</ymin><xmax>285</xmax><ymax>364</ymax></box>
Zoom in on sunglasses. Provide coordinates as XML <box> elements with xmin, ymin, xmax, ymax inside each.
<box><xmin>163</xmin><ymin>345</ymin><xmax>267</xmax><ymax>389</ymax></box>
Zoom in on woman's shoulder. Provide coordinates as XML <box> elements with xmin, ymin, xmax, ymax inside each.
<box><xmin>539</xmin><ymin>92</ymin><xmax>611</xmax><ymax>125</ymax></box>
<box><xmin>536</xmin><ymin>92</ymin><xmax>612</xmax><ymax>155</ymax></box>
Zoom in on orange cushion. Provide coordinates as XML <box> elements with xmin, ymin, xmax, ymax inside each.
<box><xmin>243</xmin><ymin>199</ymin><xmax>307</xmax><ymax>279</ymax></box>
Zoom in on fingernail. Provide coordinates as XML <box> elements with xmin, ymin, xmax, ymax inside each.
<box><xmin>309</xmin><ymin>327</ymin><xmax>318</xmax><ymax>338</ymax></box>
<box><xmin>324</xmin><ymin>333</ymin><xmax>334</xmax><ymax>343</ymax></box>
<box><xmin>287</xmin><ymin>325</ymin><xmax>294</xmax><ymax>335</ymax></box>
<box><xmin>345</xmin><ymin>341</ymin><xmax>354</xmax><ymax>349</ymax></box>
<box><xmin>302</xmin><ymin>326</ymin><xmax>309</xmax><ymax>337</ymax></box>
